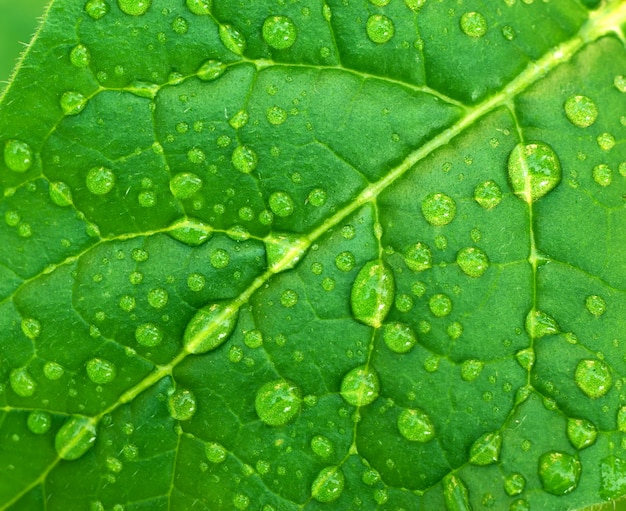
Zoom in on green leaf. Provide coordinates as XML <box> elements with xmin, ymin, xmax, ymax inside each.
<box><xmin>1</xmin><ymin>1</ymin><xmax>626</xmax><ymax>510</ymax></box>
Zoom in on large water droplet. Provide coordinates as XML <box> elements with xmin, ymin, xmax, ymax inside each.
<box><xmin>366</xmin><ymin>14</ymin><xmax>395</xmax><ymax>44</ymax></box>
<box><xmin>404</xmin><ymin>242</ymin><xmax>433</xmax><ymax>272</ymax></box>
<box><xmin>525</xmin><ymin>309</ymin><xmax>559</xmax><ymax>338</ymax></box>
<box><xmin>206</xmin><ymin>441</ymin><xmax>227</xmax><ymax>463</ymax></box>
<box><xmin>219</xmin><ymin>24</ymin><xmax>246</xmax><ymax>55</ymax></box>
<box><xmin>85</xmin><ymin>0</ymin><xmax>109</xmax><ymax>19</ymax></box>
<box><xmin>10</xmin><ymin>367</ymin><xmax>37</xmax><ymax>397</ymax></box>
<box><xmin>60</xmin><ymin>91</ymin><xmax>87</xmax><ymax>115</ymax></box>
<box><xmin>383</xmin><ymin>322</ymin><xmax>417</xmax><ymax>354</ymax></box>
<box><xmin>311</xmin><ymin>435</ymin><xmax>334</xmax><ymax>458</ymax></box>
<box><xmin>340</xmin><ymin>366</ymin><xmax>380</xmax><ymax>407</ymax></box>
<box><xmin>70</xmin><ymin>44</ymin><xmax>91</xmax><ymax>68</ymax></box>
<box><xmin>147</xmin><ymin>288</ymin><xmax>168</xmax><ymax>309</ymax></box>
<box><xmin>21</xmin><ymin>317</ymin><xmax>41</xmax><ymax>339</ymax></box>
<box><xmin>49</xmin><ymin>181</ymin><xmax>73</xmax><ymax>206</ymax></box>
<box><xmin>566</xmin><ymin>418</ymin><xmax>597</xmax><ymax>449</ymax></box>
<box><xmin>443</xmin><ymin>474</ymin><xmax>471</xmax><ymax>511</ymax></box>
<box><xmin>43</xmin><ymin>361</ymin><xmax>65</xmax><ymax>380</ymax></box>
<box><xmin>574</xmin><ymin>359</ymin><xmax>612</xmax><ymax>399</ymax></box>
<box><xmin>268</xmin><ymin>191</ymin><xmax>295</xmax><ymax>218</ymax></box>
<box><xmin>428</xmin><ymin>293</ymin><xmax>452</xmax><ymax>317</ymax></box>
<box><xmin>564</xmin><ymin>95</ymin><xmax>597</xmax><ymax>128</ymax></box>
<box><xmin>508</xmin><ymin>142</ymin><xmax>561</xmax><ymax>203</ymax></box>
<box><xmin>231</xmin><ymin>145</ymin><xmax>258</xmax><ymax>174</ymax></box>
<box><xmin>350</xmin><ymin>260</ymin><xmax>394</xmax><ymax>328</ymax></box>
<box><xmin>262</xmin><ymin>15</ymin><xmax>297</xmax><ymax>50</ymax></box>
<box><xmin>86</xmin><ymin>358</ymin><xmax>116</xmax><ymax>384</ymax></box>
<box><xmin>183</xmin><ymin>302</ymin><xmax>239</xmax><ymax>354</ymax></box>
<box><xmin>4</xmin><ymin>139</ymin><xmax>33</xmax><ymax>172</ymax></box>
<box><xmin>397</xmin><ymin>408</ymin><xmax>435</xmax><ymax>442</ymax></box>
<box><xmin>255</xmin><ymin>379</ymin><xmax>301</xmax><ymax>426</ymax></box>
<box><xmin>118</xmin><ymin>0</ymin><xmax>151</xmax><ymax>16</ymax></box>
<box><xmin>86</xmin><ymin>166</ymin><xmax>115</xmax><ymax>195</ymax></box>
<box><xmin>469</xmin><ymin>431</ymin><xmax>502</xmax><ymax>465</ymax></box>
<box><xmin>197</xmin><ymin>60</ymin><xmax>226</xmax><ymax>81</ymax></box>
<box><xmin>135</xmin><ymin>323</ymin><xmax>163</xmax><ymax>347</ymax></box>
<box><xmin>168</xmin><ymin>388</ymin><xmax>197</xmax><ymax>421</ymax></box>
<box><xmin>473</xmin><ymin>180</ymin><xmax>503</xmax><ymax>209</ymax></box>
<box><xmin>460</xmin><ymin>11</ymin><xmax>488</xmax><ymax>38</ymax></box>
<box><xmin>538</xmin><ymin>451</ymin><xmax>581</xmax><ymax>496</ymax></box>
<box><xmin>55</xmin><ymin>416</ymin><xmax>97</xmax><ymax>460</ymax></box>
<box><xmin>461</xmin><ymin>359</ymin><xmax>484</xmax><ymax>381</ymax></box>
<box><xmin>265</xmin><ymin>233</ymin><xmax>308</xmax><ymax>273</ymax></box>
<box><xmin>456</xmin><ymin>247</ymin><xmax>489</xmax><ymax>277</ymax></box>
<box><xmin>186</xmin><ymin>0</ymin><xmax>211</xmax><ymax>15</ymax></box>
<box><xmin>504</xmin><ymin>473</ymin><xmax>526</xmax><ymax>497</ymax></box>
<box><xmin>515</xmin><ymin>348</ymin><xmax>535</xmax><ymax>371</ymax></box>
<box><xmin>592</xmin><ymin>164</ymin><xmax>612</xmax><ymax>187</ymax></box>
<box><xmin>170</xmin><ymin>172</ymin><xmax>202</xmax><ymax>199</ymax></box>
<box><xmin>167</xmin><ymin>218</ymin><xmax>213</xmax><ymax>246</ymax></box>
<box><xmin>27</xmin><ymin>410</ymin><xmax>52</xmax><ymax>435</ymax></box>
<box><xmin>600</xmin><ymin>456</ymin><xmax>626</xmax><ymax>500</ymax></box>
<box><xmin>311</xmin><ymin>466</ymin><xmax>345</xmax><ymax>503</ymax></box>
<box><xmin>421</xmin><ymin>193</ymin><xmax>456</xmax><ymax>226</ymax></box>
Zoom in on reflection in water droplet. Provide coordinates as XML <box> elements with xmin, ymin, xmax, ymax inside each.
<box><xmin>186</xmin><ymin>0</ymin><xmax>211</xmax><ymax>15</ymax></box>
<box><xmin>504</xmin><ymin>473</ymin><xmax>525</xmax><ymax>496</ymax></box>
<box><xmin>311</xmin><ymin>466</ymin><xmax>345</xmax><ymax>503</ymax></box>
<box><xmin>86</xmin><ymin>358</ymin><xmax>116</xmax><ymax>384</ymax></box>
<box><xmin>443</xmin><ymin>474</ymin><xmax>471</xmax><ymax>511</ymax></box>
<box><xmin>184</xmin><ymin>302</ymin><xmax>239</xmax><ymax>354</ymax></box>
<box><xmin>118</xmin><ymin>0</ymin><xmax>151</xmax><ymax>16</ymax></box>
<box><xmin>600</xmin><ymin>455</ymin><xmax>626</xmax><ymax>499</ymax></box>
<box><xmin>508</xmin><ymin>142</ymin><xmax>561</xmax><ymax>203</ymax></box>
<box><xmin>538</xmin><ymin>451</ymin><xmax>581</xmax><ymax>496</ymax></box>
<box><xmin>469</xmin><ymin>431</ymin><xmax>502</xmax><ymax>465</ymax></box>
<box><xmin>311</xmin><ymin>435</ymin><xmax>334</xmax><ymax>458</ymax></box>
<box><xmin>206</xmin><ymin>441</ymin><xmax>227</xmax><ymax>463</ymax></box>
<box><xmin>473</xmin><ymin>180</ymin><xmax>503</xmax><ymax>209</ymax></box>
<box><xmin>170</xmin><ymin>172</ymin><xmax>202</xmax><ymax>199</ymax></box>
<box><xmin>55</xmin><ymin>416</ymin><xmax>97</xmax><ymax>460</ymax></box>
<box><xmin>219</xmin><ymin>24</ymin><xmax>246</xmax><ymax>55</ymax></box>
<box><xmin>168</xmin><ymin>388</ymin><xmax>198</xmax><ymax>421</ymax></box>
<box><xmin>86</xmin><ymin>166</ymin><xmax>115</xmax><ymax>195</ymax></box>
<box><xmin>255</xmin><ymin>379</ymin><xmax>301</xmax><ymax>426</ymax></box>
<box><xmin>85</xmin><ymin>0</ymin><xmax>109</xmax><ymax>19</ymax></box>
<box><xmin>574</xmin><ymin>359</ymin><xmax>612</xmax><ymax>399</ymax></box>
<box><xmin>350</xmin><ymin>260</ymin><xmax>394</xmax><ymax>328</ymax></box>
<box><xmin>27</xmin><ymin>410</ymin><xmax>52</xmax><ymax>434</ymax></box>
<box><xmin>197</xmin><ymin>60</ymin><xmax>226</xmax><ymax>81</ymax></box>
<box><xmin>564</xmin><ymin>95</ymin><xmax>598</xmax><ymax>128</ymax></box>
<box><xmin>566</xmin><ymin>418</ymin><xmax>597</xmax><ymax>450</ymax></box>
<box><xmin>397</xmin><ymin>408</ymin><xmax>435</xmax><ymax>442</ymax></box>
<box><xmin>404</xmin><ymin>242</ymin><xmax>433</xmax><ymax>272</ymax></box>
<box><xmin>383</xmin><ymin>322</ymin><xmax>417</xmax><ymax>354</ymax></box>
<box><xmin>262</xmin><ymin>16</ymin><xmax>297</xmax><ymax>50</ymax></box>
<box><xmin>421</xmin><ymin>193</ymin><xmax>456</xmax><ymax>225</ymax></box>
<box><xmin>456</xmin><ymin>247</ymin><xmax>489</xmax><ymax>277</ymax></box>
<box><xmin>10</xmin><ymin>367</ymin><xmax>37</xmax><ymax>397</ymax></box>
<box><xmin>340</xmin><ymin>366</ymin><xmax>380</xmax><ymax>407</ymax></box>
<box><xmin>60</xmin><ymin>91</ymin><xmax>87</xmax><ymax>115</ymax></box>
<box><xmin>4</xmin><ymin>139</ymin><xmax>33</xmax><ymax>172</ymax></box>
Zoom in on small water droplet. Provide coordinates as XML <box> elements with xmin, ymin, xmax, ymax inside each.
<box><xmin>515</xmin><ymin>348</ymin><xmax>535</xmax><ymax>371</ymax></box>
<box><xmin>473</xmin><ymin>180</ymin><xmax>503</xmax><ymax>209</ymax></box>
<box><xmin>585</xmin><ymin>294</ymin><xmax>606</xmax><ymax>316</ymax></box>
<box><xmin>280</xmin><ymin>289</ymin><xmax>298</xmax><ymax>308</ymax></box>
<box><xmin>397</xmin><ymin>408</ymin><xmax>435</xmax><ymax>442</ymax></box>
<box><xmin>255</xmin><ymin>379</ymin><xmax>301</xmax><ymax>426</ymax></box>
<box><xmin>600</xmin><ymin>455</ymin><xmax>626</xmax><ymax>499</ymax></box>
<box><xmin>172</xmin><ymin>16</ymin><xmax>188</xmax><ymax>34</ymax></box>
<box><xmin>574</xmin><ymin>359</ymin><xmax>612</xmax><ymax>399</ymax></box>
<box><xmin>183</xmin><ymin>302</ymin><xmax>238</xmax><ymax>354</ymax></box>
<box><xmin>243</xmin><ymin>330</ymin><xmax>263</xmax><ymax>349</ymax></box>
<box><xmin>167</xmin><ymin>218</ymin><xmax>212</xmax><ymax>246</ymax></box>
<box><xmin>231</xmin><ymin>146</ymin><xmax>258</xmax><ymax>174</ymax></box>
<box><xmin>70</xmin><ymin>44</ymin><xmax>91</xmax><ymax>68</ymax></box>
<box><xmin>85</xmin><ymin>0</ymin><xmax>109</xmax><ymax>19</ymax></box>
<box><xmin>49</xmin><ymin>181</ymin><xmax>73</xmax><ymax>206</ymax></box>
<box><xmin>43</xmin><ymin>361</ymin><xmax>65</xmax><ymax>380</ymax></box>
<box><xmin>4</xmin><ymin>139</ymin><xmax>33</xmax><ymax>172</ymax></box>
<box><xmin>86</xmin><ymin>358</ymin><xmax>116</xmax><ymax>384</ymax></box>
<box><xmin>340</xmin><ymin>366</ymin><xmax>380</xmax><ymax>407</ymax></box>
<box><xmin>592</xmin><ymin>164</ymin><xmax>612</xmax><ymax>187</ymax></box>
<box><xmin>86</xmin><ymin>166</ymin><xmax>115</xmax><ymax>195</ymax></box>
<box><xmin>428</xmin><ymin>293</ymin><xmax>452</xmax><ymax>317</ymax></box>
<box><xmin>262</xmin><ymin>15</ymin><xmax>297</xmax><ymax>50</ymax></box>
<box><xmin>614</xmin><ymin>75</ymin><xmax>626</xmax><ymax>93</ymax></box>
<box><xmin>264</xmin><ymin>233</ymin><xmax>307</xmax><ymax>273</ymax></box>
<box><xmin>186</xmin><ymin>0</ymin><xmax>211</xmax><ymax>15</ymax></box>
<box><xmin>564</xmin><ymin>95</ymin><xmax>598</xmax><ymax>128</ymax></box>
<box><xmin>10</xmin><ymin>367</ymin><xmax>37</xmax><ymax>397</ymax></box>
<box><xmin>461</xmin><ymin>359</ymin><xmax>484</xmax><ymax>381</ymax></box>
<box><xmin>197</xmin><ymin>60</ymin><xmax>226</xmax><ymax>81</ymax></box>
<box><xmin>443</xmin><ymin>474</ymin><xmax>471</xmax><ymax>511</ymax></box>
<box><xmin>206</xmin><ymin>441</ymin><xmax>227</xmax><ymax>463</ymax></box>
<box><xmin>307</xmin><ymin>188</ymin><xmax>327</xmax><ymax>207</ymax></box>
<box><xmin>597</xmin><ymin>132</ymin><xmax>616</xmax><ymax>151</ymax></box>
<box><xmin>187</xmin><ymin>147</ymin><xmax>205</xmax><ymax>164</ymax></box>
<box><xmin>55</xmin><ymin>416</ymin><xmax>97</xmax><ymax>460</ymax></box>
<box><xmin>456</xmin><ymin>247</ymin><xmax>489</xmax><ymax>277</ymax></box>
<box><xmin>508</xmin><ymin>142</ymin><xmax>561</xmax><ymax>203</ymax></box>
<box><xmin>187</xmin><ymin>273</ymin><xmax>206</xmax><ymax>292</ymax></box>
<box><xmin>219</xmin><ymin>24</ymin><xmax>246</xmax><ymax>55</ymax></box>
<box><xmin>504</xmin><ymin>473</ymin><xmax>526</xmax><ymax>496</ymax></box>
<box><xmin>566</xmin><ymin>418</ymin><xmax>597</xmax><ymax>450</ymax></box>
<box><xmin>118</xmin><ymin>0</ymin><xmax>150</xmax><ymax>16</ymax></box>
<box><xmin>147</xmin><ymin>288</ymin><xmax>168</xmax><ymax>309</ymax></box>
<box><xmin>311</xmin><ymin>435</ymin><xmax>334</xmax><ymax>458</ymax></box>
<box><xmin>135</xmin><ymin>323</ymin><xmax>163</xmax><ymax>347</ymax></box>
<box><xmin>383</xmin><ymin>322</ymin><xmax>417</xmax><ymax>354</ymax></box>
<box><xmin>168</xmin><ymin>388</ymin><xmax>197</xmax><ymax>421</ymax></box>
<box><xmin>460</xmin><ymin>11</ymin><xmax>488</xmax><ymax>38</ymax></box>
<box><xmin>470</xmin><ymin>431</ymin><xmax>502</xmax><ymax>465</ymax></box>
<box><xmin>538</xmin><ymin>451</ymin><xmax>581</xmax><ymax>496</ymax></box>
<box><xmin>335</xmin><ymin>251</ymin><xmax>356</xmax><ymax>272</ymax></box>
<box><xmin>266</xmin><ymin>106</ymin><xmax>288</xmax><ymax>125</ymax></box>
<box><xmin>525</xmin><ymin>309</ymin><xmax>559</xmax><ymax>338</ymax></box>
<box><xmin>501</xmin><ymin>25</ymin><xmax>515</xmax><ymax>40</ymax></box>
<box><xmin>311</xmin><ymin>466</ymin><xmax>345</xmax><ymax>503</ymax></box>
<box><xmin>421</xmin><ymin>193</ymin><xmax>456</xmax><ymax>226</ymax></box>
<box><xmin>268</xmin><ymin>191</ymin><xmax>295</xmax><ymax>217</ymax></box>
<box><xmin>404</xmin><ymin>242</ymin><xmax>433</xmax><ymax>272</ymax></box>
<box><xmin>350</xmin><ymin>260</ymin><xmax>394</xmax><ymax>328</ymax></box>
<box><xmin>27</xmin><ymin>410</ymin><xmax>52</xmax><ymax>434</ymax></box>
<box><xmin>21</xmin><ymin>317</ymin><xmax>41</xmax><ymax>339</ymax></box>
<box><xmin>170</xmin><ymin>172</ymin><xmax>202</xmax><ymax>199</ymax></box>
<box><xmin>366</xmin><ymin>14</ymin><xmax>395</xmax><ymax>44</ymax></box>
<box><xmin>60</xmin><ymin>91</ymin><xmax>87</xmax><ymax>115</ymax></box>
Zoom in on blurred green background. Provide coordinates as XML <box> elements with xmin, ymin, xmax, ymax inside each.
<box><xmin>0</xmin><ymin>0</ymin><xmax>49</xmax><ymax>93</ymax></box>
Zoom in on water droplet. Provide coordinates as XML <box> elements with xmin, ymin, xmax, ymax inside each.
<box><xmin>170</xmin><ymin>172</ymin><xmax>202</xmax><ymax>199</ymax></box>
<box><xmin>55</xmin><ymin>416</ymin><xmax>97</xmax><ymax>460</ymax></box>
<box><xmin>206</xmin><ymin>441</ymin><xmax>227</xmax><ymax>463</ymax></box>
<box><xmin>566</xmin><ymin>418</ymin><xmax>597</xmax><ymax>449</ymax></box>
<box><xmin>515</xmin><ymin>348</ymin><xmax>535</xmax><ymax>371</ymax></box>
<box><xmin>335</xmin><ymin>251</ymin><xmax>356</xmax><ymax>272</ymax></box>
<box><xmin>49</xmin><ymin>181</ymin><xmax>73</xmax><ymax>206</ymax></box>
<box><xmin>10</xmin><ymin>367</ymin><xmax>37</xmax><ymax>397</ymax></box>
<box><xmin>340</xmin><ymin>366</ymin><xmax>380</xmax><ymax>407</ymax></box>
<box><xmin>397</xmin><ymin>408</ymin><xmax>435</xmax><ymax>442</ymax></box>
<box><xmin>421</xmin><ymin>193</ymin><xmax>456</xmax><ymax>226</ymax></box>
<box><xmin>268</xmin><ymin>191</ymin><xmax>295</xmax><ymax>218</ymax></box>
<box><xmin>538</xmin><ymin>451</ymin><xmax>581</xmax><ymax>496</ymax></box>
<box><xmin>504</xmin><ymin>473</ymin><xmax>526</xmax><ymax>496</ymax></box>
<box><xmin>311</xmin><ymin>466</ymin><xmax>345</xmax><ymax>503</ymax></box>
<box><xmin>262</xmin><ymin>16</ymin><xmax>297</xmax><ymax>50</ymax></box>
<box><xmin>461</xmin><ymin>359</ymin><xmax>484</xmax><ymax>381</ymax></box>
<box><xmin>383</xmin><ymin>322</ymin><xmax>417</xmax><ymax>354</ymax></box>
<box><xmin>186</xmin><ymin>0</ymin><xmax>211</xmax><ymax>15</ymax></box>
<box><xmin>617</xmin><ymin>406</ymin><xmax>626</xmax><ymax>433</ymax></box>
<box><xmin>70</xmin><ymin>44</ymin><xmax>91</xmax><ymax>68</ymax></box>
<box><xmin>86</xmin><ymin>166</ymin><xmax>115</xmax><ymax>195</ymax></box>
<box><xmin>255</xmin><ymin>379</ymin><xmax>301</xmax><ymax>426</ymax></box>
<box><xmin>470</xmin><ymin>431</ymin><xmax>502</xmax><ymax>465</ymax></box>
<box><xmin>135</xmin><ymin>323</ymin><xmax>163</xmax><ymax>347</ymax></box>
<box><xmin>43</xmin><ymin>361</ymin><xmax>65</xmax><ymax>380</ymax></box>
<box><xmin>21</xmin><ymin>318</ymin><xmax>41</xmax><ymax>340</ymax></box>
<box><xmin>219</xmin><ymin>24</ymin><xmax>246</xmax><ymax>55</ymax></box>
<box><xmin>597</xmin><ymin>132</ymin><xmax>616</xmax><ymax>151</ymax></box>
<box><xmin>231</xmin><ymin>146</ymin><xmax>258</xmax><ymax>174</ymax></box>
<box><xmin>350</xmin><ymin>260</ymin><xmax>394</xmax><ymax>328</ymax></box>
<box><xmin>564</xmin><ymin>95</ymin><xmax>598</xmax><ymax>128</ymax></box>
<box><xmin>197</xmin><ymin>60</ymin><xmax>226</xmax><ymax>81</ymax></box>
<box><xmin>307</xmin><ymin>188</ymin><xmax>327</xmax><ymax>207</ymax></box>
<box><xmin>106</xmin><ymin>456</ymin><xmax>123</xmax><ymax>473</ymax></box>
<box><xmin>167</xmin><ymin>218</ymin><xmax>213</xmax><ymax>246</ymax></box>
<box><xmin>592</xmin><ymin>164</ymin><xmax>612</xmax><ymax>187</ymax></box>
<box><xmin>311</xmin><ymin>435</ymin><xmax>334</xmax><ymax>458</ymax></box>
<box><xmin>86</xmin><ymin>358</ymin><xmax>116</xmax><ymax>384</ymax></box>
<box><xmin>574</xmin><ymin>359</ymin><xmax>612</xmax><ymax>399</ymax></box>
<box><xmin>501</xmin><ymin>25</ymin><xmax>515</xmax><ymax>40</ymax></box>
<box><xmin>341</xmin><ymin>225</ymin><xmax>356</xmax><ymax>240</ymax></box>
<box><xmin>456</xmin><ymin>247</ymin><xmax>489</xmax><ymax>277</ymax></box>
<box><xmin>473</xmin><ymin>180</ymin><xmax>503</xmax><ymax>209</ymax></box>
<box><xmin>525</xmin><ymin>309</ymin><xmax>559</xmax><ymax>338</ymax></box>
<box><xmin>243</xmin><ymin>330</ymin><xmax>263</xmax><ymax>349</ymax></box>
<box><xmin>366</xmin><ymin>14</ymin><xmax>395</xmax><ymax>44</ymax></box>
<box><xmin>600</xmin><ymin>455</ymin><xmax>626</xmax><ymax>499</ymax></box>
<box><xmin>183</xmin><ymin>302</ymin><xmax>239</xmax><ymax>354</ymax></box>
<box><xmin>614</xmin><ymin>75</ymin><xmax>626</xmax><ymax>93</ymax></box>
<box><xmin>508</xmin><ymin>142</ymin><xmax>561</xmax><ymax>203</ymax></box>
<box><xmin>229</xmin><ymin>110</ymin><xmax>248</xmax><ymax>129</ymax></box>
<box><xmin>187</xmin><ymin>147</ymin><xmax>205</xmax><ymax>165</ymax></box>
<box><xmin>27</xmin><ymin>410</ymin><xmax>52</xmax><ymax>434</ymax></box>
<box><xmin>404</xmin><ymin>242</ymin><xmax>433</xmax><ymax>272</ymax></box>
<box><xmin>509</xmin><ymin>499</ymin><xmax>530</xmax><ymax>511</ymax></box>
<box><xmin>117</xmin><ymin>0</ymin><xmax>150</xmax><ymax>16</ymax></box>
<box><xmin>168</xmin><ymin>388</ymin><xmax>197</xmax><ymax>421</ymax></box>
<box><xmin>585</xmin><ymin>294</ymin><xmax>606</xmax><ymax>316</ymax></box>
<box><xmin>60</xmin><ymin>91</ymin><xmax>87</xmax><ymax>115</ymax></box>
<box><xmin>172</xmin><ymin>16</ymin><xmax>188</xmax><ymax>34</ymax></box>
<box><xmin>147</xmin><ymin>288</ymin><xmax>168</xmax><ymax>309</ymax></box>
<box><xmin>460</xmin><ymin>11</ymin><xmax>488</xmax><ymax>37</ymax></box>
<box><xmin>85</xmin><ymin>0</ymin><xmax>109</xmax><ymax>19</ymax></box>
<box><xmin>404</xmin><ymin>0</ymin><xmax>426</xmax><ymax>11</ymax></box>
<box><xmin>187</xmin><ymin>273</ymin><xmax>206</xmax><ymax>292</ymax></box>
<box><xmin>443</xmin><ymin>474</ymin><xmax>471</xmax><ymax>511</ymax></box>
<box><xmin>4</xmin><ymin>139</ymin><xmax>33</xmax><ymax>172</ymax></box>
<box><xmin>280</xmin><ymin>289</ymin><xmax>298</xmax><ymax>308</ymax></box>
<box><xmin>428</xmin><ymin>293</ymin><xmax>452</xmax><ymax>317</ymax></box>
<box><xmin>266</xmin><ymin>106</ymin><xmax>288</xmax><ymax>126</ymax></box>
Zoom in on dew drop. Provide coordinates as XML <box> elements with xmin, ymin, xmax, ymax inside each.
<box><xmin>70</xmin><ymin>44</ymin><xmax>91</xmax><ymax>68</ymax></box>
<box><xmin>404</xmin><ymin>0</ymin><xmax>426</xmax><ymax>11</ymax></box>
<box><xmin>55</xmin><ymin>416</ymin><xmax>97</xmax><ymax>460</ymax></box>
<box><xmin>443</xmin><ymin>474</ymin><xmax>471</xmax><ymax>511</ymax></box>
<box><xmin>311</xmin><ymin>466</ymin><xmax>345</xmax><ymax>503</ymax></box>
<box><xmin>456</xmin><ymin>247</ymin><xmax>489</xmax><ymax>277</ymax></box>
<box><xmin>187</xmin><ymin>273</ymin><xmax>205</xmax><ymax>292</ymax></box>
<box><xmin>597</xmin><ymin>132</ymin><xmax>616</xmax><ymax>151</ymax></box>
<box><xmin>397</xmin><ymin>408</ymin><xmax>435</xmax><ymax>442</ymax></box>
<box><xmin>366</xmin><ymin>14</ymin><xmax>395</xmax><ymax>44</ymax></box>
<box><xmin>229</xmin><ymin>110</ymin><xmax>249</xmax><ymax>129</ymax></box>
<box><xmin>85</xmin><ymin>0</ymin><xmax>109</xmax><ymax>19</ymax></box>
<box><xmin>262</xmin><ymin>16</ymin><xmax>297</xmax><ymax>50</ymax></box>
<box><xmin>49</xmin><ymin>181</ymin><xmax>73</xmax><ymax>206</ymax></box>
<box><xmin>167</xmin><ymin>217</ymin><xmax>213</xmax><ymax>246</ymax></box>
<box><xmin>280</xmin><ymin>289</ymin><xmax>298</xmax><ymax>308</ymax></box>
<box><xmin>4</xmin><ymin>139</ymin><xmax>33</xmax><ymax>172</ymax></box>
<box><xmin>170</xmin><ymin>172</ymin><xmax>202</xmax><ymax>199</ymax></box>
<box><xmin>168</xmin><ymin>388</ymin><xmax>197</xmax><ymax>421</ymax></box>
<box><xmin>469</xmin><ymin>431</ymin><xmax>502</xmax><ymax>465</ymax></box>
<box><xmin>269</xmin><ymin>191</ymin><xmax>295</xmax><ymax>217</ymax></box>
<box><xmin>135</xmin><ymin>323</ymin><xmax>163</xmax><ymax>347</ymax></box>
<box><xmin>86</xmin><ymin>358</ymin><xmax>116</xmax><ymax>384</ymax></box>
<box><xmin>266</xmin><ymin>105</ymin><xmax>288</xmax><ymax>125</ymax></box>
<box><xmin>538</xmin><ymin>451</ymin><xmax>581</xmax><ymax>496</ymax></box>
<box><xmin>197</xmin><ymin>60</ymin><xmax>226</xmax><ymax>81</ymax></box>
<box><xmin>187</xmin><ymin>147</ymin><xmax>205</xmax><ymax>165</ymax></box>
<box><xmin>460</xmin><ymin>11</ymin><xmax>488</xmax><ymax>38</ymax></box>
<box><xmin>510</xmin><ymin>499</ymin><xmax>530</xmax><ymax>511</ymax></box>
<box><xmin>428</xmin><ymin>293</ymin><xmax>452</xmax><ymax>317</ymax></box>
<box><xmin>10</xmin><ymin>367</ymin><xmax>37</xmax><ymax>397</ymax></box>
<box><xmin>27</xmin><ymin>410</ymin><xmax>52</xmax><ymax>435</ymax></box>
<box><xmin>86</xmin><ymin>166</ymin><xmax>115</xmax><ymax>195</ymax></box>
<box><xmin>600</xmin><ymin>455</ymin><xmax>626</xmax><ymax>499</ymax></box>
<box><xmin>574</xmin><ymin>359</ymin><xmax>612</xmax><ymax>399</ymax></box>
<box><xmin>504</xmin><ymin>473</ymin><xmax>526</xmax><ymax>496</ymax></box>
<box><xmin>618</xmin><ymin>406</ymin><xmax>626</xmax><ymax>433</ymax></box>
<box><xmin>585</xmin><ymin>294</ymin><xmax>606</xmax><ymax>316</ymax></box>
<box><xmin>515</xmin><ymin>348</ymin><xmax>535</xmax><ymax>371</ymax></box>
<box><xmin>566</xmin><ymin>418</ymin><xmax>597</xmax><ymax>449</ymax></box>
<box><xmin>147</xmin><ymin>288</ymin><xmax>168</xmax><ymax>309</ymax></box>
<box><xmin>474</xmin><ymin>180</ymin><xmax>503</xmax><ymax>209</ymax></box>
<box><xmin>183</xmin><ymin>302</ymin><xmax>238</xmax><ymax>354</ymax></box>
<box><xmin>564</xmin><ymin>95</ymin><xmax>598</xmax><ymax>128</ymax></box>
<box><xmin>43</xmin><ymin>361</ymin><xmax>65</xmax><ymax>380</ymax></box>
<box><xmin>525</xmin><ymin>309</ymin><xmax>559</xmax><ymax>338</ymax></box>
<box><xmin>206</xmin><ymin>441</ymin><xmax>227</xmax><ymax>463</ymax></box>
<box><xmin>255</xmin><ymin>379</ymin><xmax>301</xmax><ymax>426</ymax></box>
<box><xmin>404</xmin><ymin>242</ymin><xmax>433</xmax><ymax>272</ymax></box>
<box><xmin>307</xmin><ymin>188</ymin><xmax>327</xmax><ymax>207</ymax></box>
<box><xmin>118</xmin><ymin>0</ymin><xmax>150</xmax><ymax>16</ymax></box>
<box><xmin>615</xmin><ymin>75</ymin><xmax>626</xmax><ymax>93</ymax></box>
<box><xmin>311</xmin><ymin>435</ymin><xmax>334</xmax><ymax>458</ymax></box>
<box><xmin>350</xmin><ymin>260</ymin><xmax>394</xmax><ymax>328</ymax></box>
<box><xmin>60</xmin><ymin>91</ymin><xmax>87</xmax><ymax>115</ymax></box>
<box><xmin>335</xmin><ymin>251</ymin><xmax>356</xmax><ymax>272</ymax></box>
<box><xmin>508</xmin><ymin>142</ymin><xmax>561</xmax><ymax>203</ymax></box>
<box><xmin>232</xmin><ymin>146</ymin><xmax>258</xmax><ymax>174</ymax></box>
<box><xmin>461</xmin><ymin>359</ymin><xmax>484</xmax><ymax>381</ymax></box>
<box><xmin>383</xmin><ymin>322</ymin><xmax>417</xmax><ymax>354</ymax></box>
<box><xmin>21</xmin><ymin>317</ymin><xmax>41</xmax><ymax>340</ymax></box>
<box><xmin>501</xmin><ymin>25</ymin><xmax>515</xmax><ymax>40</ymax></box>
<box><xmin>172</xmin><ymin>16</ymin><xmax>188</xmax><ymax>34</ymax></box>
<box><xmin>219</xmin><ymin>24</ymin><xmax>246</xmax><ymax>55</ymax></box>
<box><xmin>186</xmin><ymin>0</ymin><xmax>211</xmax><ymax>15</ymax></box>
<box><xmin>340</xmin><ymin>365</ymin><xmax>380</xmax><ymax>407</ymax></box>
<box><xmin>243</xmin><ymin>330</ymin><xmax>263</xmax><ymax>349</ymax></box>
<box><xmin>208</xmin><ymin>248</ymin><xmax>229</xmax><ymax>269</ymax></box>
<box><xmin>592</xmin><ymin>164</ymin><xmax>612</xmax><ymax>187</ymax></box>
<box><xmin>421</xmin><ymin>193</ymin><xmax>456</xmax><ymax>226</ymax></box>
